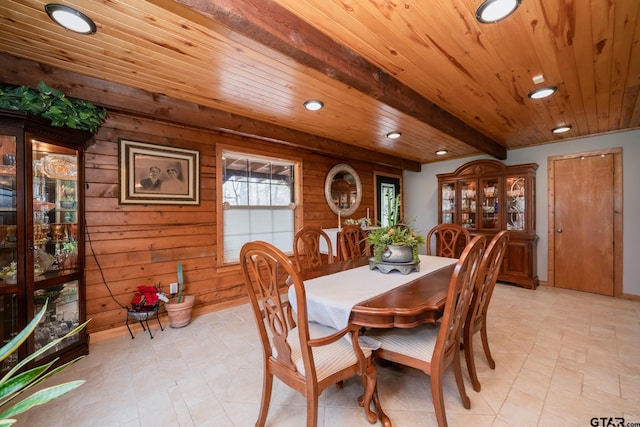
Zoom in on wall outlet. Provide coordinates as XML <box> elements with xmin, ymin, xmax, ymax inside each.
<box><xmin>169</xmin><ymin>282</ymin><xmax>178</xmax><ymax>294</ymax></box>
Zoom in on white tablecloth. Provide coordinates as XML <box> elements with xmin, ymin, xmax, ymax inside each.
<box><xmin>288</xmin><ymin>255</ymin><xmax>457</xmax><ymax>331</ymax></box>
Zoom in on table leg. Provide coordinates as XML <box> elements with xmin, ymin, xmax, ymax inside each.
<box><xmin>354</xmin><ymin>331</ymin><xmax>392</xmax><ymax>427</ymax></box>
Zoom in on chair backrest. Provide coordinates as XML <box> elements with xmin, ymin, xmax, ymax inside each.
<box><xmin>434</xmin><ymin>234</ymin><xmax>486</xmax><ymax>364</ymax></box>
<box><xmin>240</xmin><ymin>241</ymin><xmax>314</xmax><ymax>378</ymax></box>
<box><xmin>466</xmin><ymin>231</ymin><xmax>509</xmax><ymax>332</ymax></box>
<box><xmin>293</xmin><ymin>226</ymin><xmax>334</xmax><ymax>270</ymax></box>
<box><xmin>426</xmin><ymin>224</ymin><xmax>471</xmax><ymax>258</ymax></box>
<box><xmin>338</xmin><ymin>224</ymin><xmax>371</xmax><ymax>260</ymax></box>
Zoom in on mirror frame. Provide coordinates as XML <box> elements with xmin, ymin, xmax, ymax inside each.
<box><xmin>324</xmin><ymin>163</ymin><xmax>362</xmax><ymax>217</ymax></box>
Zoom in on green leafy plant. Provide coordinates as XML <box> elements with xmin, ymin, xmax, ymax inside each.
<box><xmin>367</xmin><ymin>194</ymin><xmax>425</xmax><ymax>264</ymax></box>
<box><xmin>0</xmin><ymin>301</ymin><xmax>88</xmax><ymax>425</ymax></box>
<box><xmin>0</xmin><ymin>81</ymin><xmax>107</xmax><ymax>133</ymax></box>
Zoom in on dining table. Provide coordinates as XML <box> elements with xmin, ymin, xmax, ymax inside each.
<box><xmin>288</xmin><ymin>254</ymin><xmax>458</xmax><ymax>427</ymax></box>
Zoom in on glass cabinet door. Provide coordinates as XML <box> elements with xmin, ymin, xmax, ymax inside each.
<box><xmin>32</xmin><ymin>141</ymin><xmax>79</xmax><ymax>281</ymax></box>
<box><xmin>0</xmin><ymin>134</ymin><xmax>18</xmax><ymax>371</ymax></box>
<box><xmin>460</xmin><ymin>180</ymin><xmax>476</xmax><ymax>229</ymax></box>
<box><xmin>441</xmin><ymin>183</ymin><xmax>456</xmax><ymax>224</ymax></box>
<box><xmin>0</xmin><ymin>135</ymin><xmax>17</xmax><ymax>287</ymax></box>
<box><xmin>33</xmin><ymin>280</ymin><xmax>81</xmax><ymax>361</ymax></box>
<box><xmin>481</xmin><ymin>178</ymin><xmax>500</xmax><ymax>230</ymax></box>
<box><xmin>506</xmin><ymin>175</ymin><xmax>526</xmax><ymax>231</ymax></box>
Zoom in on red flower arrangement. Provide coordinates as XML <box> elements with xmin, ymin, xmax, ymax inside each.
<box><xmin>130</xmin><ymin>285</ymin><xmax>168</xmax><ymax>312</ymax></box>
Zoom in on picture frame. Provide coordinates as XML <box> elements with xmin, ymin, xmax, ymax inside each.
<box><xmin>119</xmin><ymin>139</ymin><xmax>200</xmax><ymax>205</ymax></box>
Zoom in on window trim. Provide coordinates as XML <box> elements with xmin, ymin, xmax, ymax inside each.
<box><xmin>216</xmin><ymin>144</ymin><xmax>303</xmax><ymax>266</ymax></box>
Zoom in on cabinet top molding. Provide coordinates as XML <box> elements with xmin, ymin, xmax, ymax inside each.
<box><xmin>437</xmin><ymin>159</ymin><xmax>539</xmax><ymax>179</ymax></box>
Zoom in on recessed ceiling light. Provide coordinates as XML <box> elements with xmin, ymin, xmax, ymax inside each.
<box><xmin>303</xmin><ymin>100</ymin><xmax>324</xmax><ymax>111</ymax></box>
<box><xmin>528</xmin><ymin>86</ymin><xmax>558</xmax><ymax>99</ymax></box>
<box><xmin>386</xmin><ymin>131</ymin><xmax>401</xmax><ymax>139</ymax></box>
<box><xmin>435</xmin><ymin>150</ymin><xmax>448</xmax><ymax>156</ymax></box>
<box><xmin>476</xmin><ymin>0</ymin><xmax>522</xmax><ymax>24</ymax></box>
<box><xmin>45</xmin><ymin>4</ymin><xmax>96</xmax><ymax>35</ymax></box>
<box><xmin>552</xmin><ymin>125</ymin><xmax>572</xmax><ymax>134</ymax></box>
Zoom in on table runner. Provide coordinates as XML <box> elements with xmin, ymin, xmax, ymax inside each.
<box><xmin>288</xmin><ymin>255</ymin><xmax>457</xmax><ymax>331</ymax></box>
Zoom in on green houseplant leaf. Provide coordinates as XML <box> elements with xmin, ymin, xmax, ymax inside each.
<box><xmin>0</xmin><ymin>81</ymin><xmax>107</xmax><ymax>133</ymax></box>
<box><xmin>0</xmin><ymin>301</ymin><xmax>88</xmax><ymax>423</ymax></box>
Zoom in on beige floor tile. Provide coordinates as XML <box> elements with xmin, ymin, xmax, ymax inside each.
<box><xmin>11</xmin><ymin>283</ymin><xmax>640</xmax><ymax>427</ymax></box>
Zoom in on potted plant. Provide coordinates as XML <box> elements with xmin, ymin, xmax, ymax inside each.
<box><xmin>0</xmin><ymin>81</ymin><xmax>107</xmax><ymax>133</ymax></box>
<box><xmin>367</xmin><ymin>194</ymin><xmax>425</xmax><ymax>265</ymax></box>
<box><xmin>164</xmin><ymin>262</ymin><xmax>195</xmax><ymax>328</ymax></box>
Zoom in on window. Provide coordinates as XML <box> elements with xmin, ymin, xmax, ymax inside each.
<box><xmin>219</xmin><ymin>150</ymin><xmax>298</xmax><ymax>263</ymax></box>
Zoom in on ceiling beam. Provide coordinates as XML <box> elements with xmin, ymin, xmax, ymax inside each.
<box><xmin>0</xmin><ymin>53</ymin><xmax>420</xmax><ymax>171</ymax></box>
<box><xmin>167</xmin><ymin>0</ymin><xmax>507</xmax><ymax>160</ymax></box>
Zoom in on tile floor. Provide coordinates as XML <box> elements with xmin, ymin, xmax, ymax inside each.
<box><xmin>15</xmin><ymin>283</ymin><xmax>640</xmax><ymax>427</ymax></box>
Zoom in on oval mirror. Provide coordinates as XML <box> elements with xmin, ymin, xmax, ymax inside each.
<box><xmin>324</xmin><ymin>164</ymin><xmax>362</xmax><ymax>217</ymax></box>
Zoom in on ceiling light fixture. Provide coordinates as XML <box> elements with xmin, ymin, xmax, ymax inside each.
<box><xmin>476</xmin><ymin>0</ymin><xmax>522</xmax><ymax>24</ymax></box>
<box><xmin>435</xmin><ymin>150</ymin><xmax>448</xmax><ymax>156</ymax></box>
<box><xmin>528</xmin><ymin>86</ymin><xmax>558</xmax><ymax>99</ymax></box>
<box><xmin>552</xmin><ymin>125</ymin><xmax>572</xmax><ymax>134</ymax></box>
<box><xmin>386</xmin><ymin>131</ymin><xmax>401</xmax><ymax>139</ymax></box>
<box><xmin>45</xmin><ymin>4</ymin><xmax>97</xmax><ymax>34</ymax></box>
<box><xmin>303</xmin><ymin>100</ymin><xmax>324</xmax><ymax>111</ymax></box>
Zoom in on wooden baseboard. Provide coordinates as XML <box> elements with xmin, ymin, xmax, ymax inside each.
<box><xmin>89</xmin><ymin>298</ymin><xmax>250</xmax><ymax>343</ymax></box>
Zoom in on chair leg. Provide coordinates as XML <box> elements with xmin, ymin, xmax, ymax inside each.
<box><xmin>256</xmin><ymin>371</ymin><xmax>273</xmax><ymax>427</ymax></box>
<box><xmin>431</xmin><ymin>368</ymin><xmax>448</xmax><ymax>427</ymax></box>
<box><xmin>464</xmin><ymin>328</ymin><xmax>481</xmax><ymax>392</ymax></box>
<box><xmin>480</xmin><ymin>322</ymin><xmax>495</xmax><ymax>369</ymax></box>
<box><xmin>453</xmin><ymin>349</ymin><xmax>471</xmax><ymax>409</ymax></box>
<box><xmin>306</xmin><ymin>395</ymin><xmax>318</xmax><ymax>427</ymax></box>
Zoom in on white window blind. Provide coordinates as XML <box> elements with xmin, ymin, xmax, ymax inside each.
<box><xmin>221</xmin><ymin>151</ymin><xmax>296</xmax><ymax>262</ymax></box>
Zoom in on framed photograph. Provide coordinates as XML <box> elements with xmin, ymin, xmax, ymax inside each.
<box><xmin>119</xmin><ymin>139</ymin><xmax>200</xmax><ymax>205</ymax></box>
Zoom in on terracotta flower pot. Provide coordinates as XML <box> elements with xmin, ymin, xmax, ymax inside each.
<box><xmin>164</xmin><ymin>295</ymin><xmax>195</xmax><ymax>328</ymax></box>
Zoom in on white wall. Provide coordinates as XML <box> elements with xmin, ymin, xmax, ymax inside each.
<box><xmin>405</xmin><ymin>129</ymin><xmax>640</xmax><ymax>296</ymax></box>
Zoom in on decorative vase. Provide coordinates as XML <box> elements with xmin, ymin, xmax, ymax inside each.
<box><xmin>165</xmin><ymin>295</ymin><xmax>195</xmax><ymax>328</ymax></box>
<box><xmin>381</xmin><ymin>244</ymin><xmax>414</xmax><ymax>263</ymax></box>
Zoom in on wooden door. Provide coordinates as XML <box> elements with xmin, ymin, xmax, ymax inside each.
<box><xmin>549</xmin><ymin>151</ymin><xmax>620</xmax><ymax>295</ymax></box>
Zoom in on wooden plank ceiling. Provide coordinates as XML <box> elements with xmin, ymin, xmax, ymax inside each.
<box><xmin>0</xmin><ymin>0</ymin><xmax>639</xmax><ymax>171</ymax></box>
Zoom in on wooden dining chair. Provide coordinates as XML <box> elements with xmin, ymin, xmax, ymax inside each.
<box><xmin>293</xmin><ymin>226</ymin><xmax>334</xmax><ymax>270</ymax></box>
<box><xmin>240</xmin><ymin>241</ymin><xmax>379</xmax><ymax>427</ymax></box>
<box><xmin>426</xmin><ymin>223</ymin><xmax>471</xmax><ymax>258</ymax></box>
<box><xmin>463</xmin><ymin>230</ymin><xmax>509</xmax><ymax>392</ymax></box>
<box><xmin>366</xmin><ymin>234</ymin><xmax>486</xmax><ymax>427</ymax></box>
<box><xmin>338</xmin><ymin>224</ymin><xmax>371</xmax><ymax>260</ymax></box>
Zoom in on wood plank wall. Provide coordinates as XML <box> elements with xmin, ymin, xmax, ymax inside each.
<box><xmin>85</xmin><ymin>112</ymin><xmax>400</xmax><ymax>335</ymax></box>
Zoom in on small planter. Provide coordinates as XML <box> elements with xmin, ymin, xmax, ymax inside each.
<box><xmin>165</xmin><ymin>295</ymin><xmax>195</xmax><ymax>328</ymax></box>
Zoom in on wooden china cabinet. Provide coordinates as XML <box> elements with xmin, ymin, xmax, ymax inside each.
<box><xmin>0</xmin><ymin>109</ymin><xmax>89</xmax><ymax>371</ymax></box>
<box><xmin>437</xmin><ymin>160</ymin><xmax>538</xmax><ymax>289</ymax></box>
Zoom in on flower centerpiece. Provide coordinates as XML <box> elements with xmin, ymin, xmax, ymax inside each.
<box><xmin>367</xmin><ymin>194</ymin><xmax>425</xmax><ymax>264</ymax></box>
<box><xmin>344</xmin><ymin>217</ymin><xmax>372</xmax><ymax>228</ymax></box>
<box><xmin>130</xmin><ymin>285</ymin><xmax>168</xmax><ymax>312</ymax></box>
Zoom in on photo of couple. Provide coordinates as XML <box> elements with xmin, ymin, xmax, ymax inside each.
<box><xmin>137</xmin><ymin>162</ymin><xmax>187</xmax><ymax>195</ymax></box>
